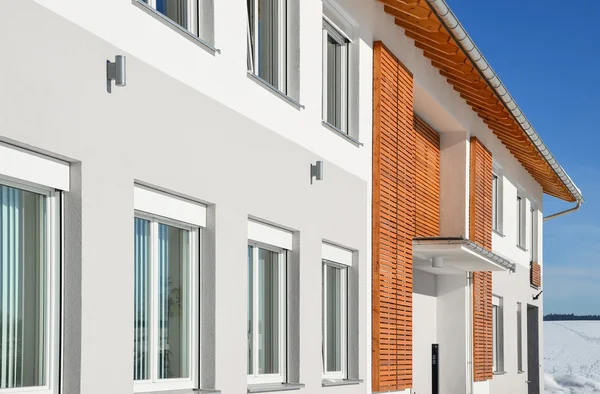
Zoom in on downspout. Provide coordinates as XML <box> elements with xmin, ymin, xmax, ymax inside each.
<box><xmin>426</xmin><ymin>0</ymin><xmax>585</xmax><ymax>206</ymax></box>
<box><xmin>543</xmin><ymin>202</ymin><xmax>582</xmax><ymax>222</ymax></box>
<box><xmin>466</xmin><ymin>272</ymin><xmax>473</xmax><ymax>394</ymax></box>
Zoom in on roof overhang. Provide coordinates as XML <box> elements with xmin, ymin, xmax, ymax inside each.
<box><xmin>413</xmin><ymin>237</ymin><xmax>516</xmax><ymax>275</ymax></box>
<box><xmin>378</xmin><ymin>0</ymin><xmax>583</xmax><ymax>204</ymax></box>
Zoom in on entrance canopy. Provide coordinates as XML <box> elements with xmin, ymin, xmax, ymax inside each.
<box><xmin>413</xmin><ymin>237</ymin><xmax>516</xmax><ymax>275</ymax></box>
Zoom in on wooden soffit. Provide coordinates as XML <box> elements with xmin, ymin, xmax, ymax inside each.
<box><xmin>378</xmin><ymin>0</ymin><xmax>575</xmax><ymax>202</ymax></box>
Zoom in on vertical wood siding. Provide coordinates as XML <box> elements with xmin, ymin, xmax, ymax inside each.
<box><xmin>372</xmin><ymin>41</ymin><xmax>415</xmax><ymax>392</ymax></box>
<box><xmin>531</xmin><ymin>261</ymin><xmax>541</xmax><ymax>288</ymax></box>
<box><xmin>414</xmin><ymin>115</ymin><xmax>440</xmax><ymax>238</ymax></box>
<box><xmin>469</xmin><ymin>137</ymin><xmax>494</xmax><ymax>382</ymax></box>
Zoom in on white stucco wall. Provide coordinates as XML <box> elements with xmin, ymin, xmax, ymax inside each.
<box><xmin>0</xmin><ymin>2</ymin><xmax>371</xmax><ymax>394</ymax></box>
<box><xmin>412</xmin><ymin>270</ymin><xmax>437</xmax><ymax>394</ymax></box>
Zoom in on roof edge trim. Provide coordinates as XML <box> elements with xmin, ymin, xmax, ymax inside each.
<box><xmin>426</xmin><ymin>0</ymin><xmax>584</xmax><ymax>204</ymax></box>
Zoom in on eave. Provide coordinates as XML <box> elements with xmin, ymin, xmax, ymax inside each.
<box><xmin>377</xmin><ymin>0</ymin><xmax>583</xmax><ymax>203</ymax></box>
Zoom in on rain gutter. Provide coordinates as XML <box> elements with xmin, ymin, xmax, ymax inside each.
<box><xmin>426</xmin><ymin>0</ymin><xmax>584</xmax><ymax>206</ymax></box>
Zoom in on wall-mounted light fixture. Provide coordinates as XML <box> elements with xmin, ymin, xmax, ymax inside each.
<box><xmin>107</xmin><ymin>55</ymin><xmax>127</xmax><ymax>89</ymax></box>
<box><xmin>432</xmin><ymin>256</ymin><xmax>444</xmax><ymax>268</ymax></box>
<box><xmin>311</xmin><ymin>161</ymin><xmax>324</xmax><ymax>184</ymax></box>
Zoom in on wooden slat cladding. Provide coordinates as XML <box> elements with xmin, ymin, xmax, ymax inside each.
<box><xmin>531</xmin><ymin>261</ymin><xmax>541</xmax><ymax>288</ymax></box>
<box><xmin>472</xmin><ymin>271</ymin><xmax>493</xmax><ymax>381</ymax></box>
<box><xmin>469</xmin><ymin>137</ymin><xmax>493</xmax><ymax>382</ymax></box>
<box><xmin>377</xmin><ymin>0</ymin><xmax>576</xmax><ymax>203</ymax></box>
<box><xmin>414</xmin><ymin>115</ymin><xmax>440</xmax><ymax>237</ymax></box>
<box><xmin>469</xmin><ymin>137</ymin><xmax>493</xmax><ymax>250</ymax></box>
<box><xmin>372</xmin><ymin>41</ymin><xmax>415</xmax><ymax>392</ymax></box>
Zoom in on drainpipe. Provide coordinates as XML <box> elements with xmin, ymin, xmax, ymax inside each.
<box><xmin>466</xmin><ymin>272</ymin><xmax>473</xmax><ymax>394</ymax></box>
<box><xmin>543</xmin><ymin>202</ymin><xmax>582</xmax><ymax>222</ymax></box>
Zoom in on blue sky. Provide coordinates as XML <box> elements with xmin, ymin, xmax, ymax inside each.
<box><xmin>446</xmin><ymin>0</ymin><xmax>600</xmax><ymax>314</ymax></box>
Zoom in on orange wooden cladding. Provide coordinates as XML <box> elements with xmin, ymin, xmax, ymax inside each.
<box><xmin>377</xmin><ymin>0</ymin><xmax>576</xmax><ymax>203</ymax></box>
<box><xmin>531</xmin><ymin>261</ymin><xmax>541</xmax><ymax>288</ymax></box>
<box><xmin>372</xmin><ymin>41</ymin><xmax>415</xmax><ymax>392</ymax></box>
<box><xmin>415</xmin><ymin>115</ymin><xmax>440</xmax><ymax>237</ymax></box>
<box><xmin>469</xmin><ymin>137</ymin><xmax>493</xmax><ymax>382</ymax></box>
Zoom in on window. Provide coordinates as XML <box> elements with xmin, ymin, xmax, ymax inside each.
<box><xmin>0</xmin><ymin>143</ymin><xmax>67</xmax><ymax>394</ymax></box>
<box><xmin>133</xmin><ymin>185</ymin><xmax>204</xmax><ymax>392</ymax></box>
<box><xmin>529</xmin><ymin>207</ymin><xmax>537</xmax><ymax>261</ymax></box>
<box><xmin>492</xmin><ymin>174</ymin><xmax>499</xmax><ymax>231</ymax></box>
<box><xmin>247</xmin><ymin>0</ymin><xmax>287</xmax><ymax>92</ymax></box>
<box><xmin>247</xmin><ymin>246</ymin><xmax>287</xmax><ymax>384</ymax></box>
<box><xmin>247</xmin><ymin>220</ymin><xmax>291</xmax><ymax>385</ymax></box>
<box><xmin>517</xmin><ymin>195</ymin><xmax>525</xmax><ymax>247</ymax></box>
<box><xmin>322</xmin><ymin>263</ymin><xmax>348</xmax><ymax>380</ymax></box>
<box><xmin>0</xmin><ymin>181</ymin><xmax>59</xmax><ymax>393</ymax></box>
<box><xmin>322</xmin><ymin>19</ymin><xmax>349</xmax><ymax>133</ymax></box>
<box><xmin>517</xmin><ymin>302</ymin><xmax>523</xmax><ymax>372</ymax></box>
<box><xmin>141</xmin><ymin>0</ymin><xmax>199</xmax><ymax>35</ymax></box>
<box><xmin>492</xmin><ymin>295</ymin><xmax>503</xmax><ymax>373</ymax></box>
<box><xmin>321</xmin><ymin>242</ymin><xmax>352</xmax><ymax>381</ymax></box>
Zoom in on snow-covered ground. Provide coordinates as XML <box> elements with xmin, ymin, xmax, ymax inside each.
<box><xmin>545</xmin><ymin>321</ymin><xmax>600</xmax><ymax>393</ymax></box>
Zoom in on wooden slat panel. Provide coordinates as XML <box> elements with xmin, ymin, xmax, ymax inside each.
<box><xmin>373</xmin><ymin>41</ymin><xmax>415</xmax><ymax>392</ymax></box>
<box><xmin>414</xmin><ymin>115</ymin><xmax>440</xmax><ymax>238</ymax></box>
<box><xmin>531</xmin><ymin>261</ymin><xmax>541</xmax><ymax>288</ymax></box>
<box><xmin>469</xmin><ymin>137</ymin><xmax>493</xmax><ymax>382</ymax></box>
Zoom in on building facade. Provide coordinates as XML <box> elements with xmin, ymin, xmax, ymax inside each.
<box><xmin>0</xmin><ymin>2</ymin><xmax>582</xmax><ymax>394</ymax></box>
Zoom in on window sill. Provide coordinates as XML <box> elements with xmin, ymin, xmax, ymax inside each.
<box><xmin>247</xmin><ymin>72</ymin><xmax>304</xmax><ymax>110</ymax></box>
<box><xmin>322</xmin><ymin>379</ymin><xmax>363</xmax><ymax>387</ymax></box>
<box><xmin>322</xmin><ymin>122</ymin><xmax>362</xmax><ymax>147</ymax></box>
<box><xmin>517</xmin><ymin>244</ymin><xmax>527</xmax><ymax>252</ymax></box>
<box><xmin>492</xmin><ymin>229</ymin><xmax>505</xmax><ymax>238</ymax></box>
<box><xmin>518</xmin><ymin>370</ymin><xmax>525</xmax><ymax>374</ymax></box>
<box><xmin>140</xmin><ymin>389</ymin><xmax>221</xmax><ymax>394</ymax></box>
<box><xmin>247</xmin><ymin>383</ymin><xmax>305</xmax><ymax>393</ymax></box>
<box><xmin>133</xmin><ymin>0</ymin><xmax>220</xmax><ymax>55</ymax></box>
<box><xmin>493</xmin><ymin>371</ymin><xmax>506</xmax><ymax>376</ymax></box>
<box><xmin>531</xmin><ymin>284</ymin><xmax>540</xmax><ymax>290</ymax></box>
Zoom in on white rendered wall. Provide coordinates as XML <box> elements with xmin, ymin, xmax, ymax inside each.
<box><xmin>412</xmin><ymin>270</ymin><xmax>437</xmax><ymax>394</ymax></box>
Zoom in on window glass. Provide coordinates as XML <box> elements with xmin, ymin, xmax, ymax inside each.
<box><xmin>247</xmin><ymin>244</ymin><xmax>285</xmax><ymax>383</ymax></box>
<box><xmin>258</xmin><ymin>248</ymin><xmax>279</xmax><ymax>374</ymax></box>
<box><xmin>247</xmin><ymin>246</ymin><xmax>253</xmax><ymax>375</ymax></box>
<box><xmin>134</xmin><ymin>218</ymin><xmax>151</xmax><ymax>381</ymax></box>
<box><xmin>156</xmin><ymin>0</ymin><xmax>188</xmax><ymax>29</ymax></box>
<box><xmin>517</xmin><ymin>302</ymin><xmax>523</xmax><ymax>372</ymax></box>
<box><xmin>134</xmin><ymin>216</ymin><xmax>196</xmax><ymax>389</ymax></box>
<box><xmin>0</xmin><ymin>185</ymin><xmax>47</xmax><ymax>389</ymax></box>
<box><xmin>517</xmin><ymin>196</ymin><xmax>523</xmax><ymax>246</ymax></box>
<box><xmin>323</xmin><ymin>20</ymin><xmax>349</xmax><ymax>133</ymax></box>
<box><xmin>324</xmin><ymin>264</ymin><xmax>344</xmax><ymax>373</ymax></box>
<box><xmin>492</xmin><ymin>175</ymin><xmax>498</xmax><ymax>230</ymax></box>
<box><xmin>492</xmin><ymin>304</ymin><xmax>497</xmax><ymax>372</ymax></box>
<box><xmin>157</xmin><ymin>224</ymin><xmax>189</xmax><ymax>379</ymax></box>
<box><xmin>248</xmin><ymin>0</ymin><xmax>286</xmax><ymax>91</ymax></box>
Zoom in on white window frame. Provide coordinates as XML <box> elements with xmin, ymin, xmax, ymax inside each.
<box><xmin>516</xmin><ymin>193</ymin><xmax>526</xmax><ymax>247</ymax></box>
<box><xmin>247</xmin><ymin>242</ymin><xmax>287</xmax><ymax>385</ymax></box>
<box><xmin>492</xmin><ymin>174</ymin><xmax>499</xmax><ymax>231</ymax></box>
<box><xmin>133</xmin><ymin>187</ymin><xmax>203</xmax><ymax>393</ymax></box>
<box><xmin>247</xmin><ymin>0</ymin><xmax>288</xmax><ymax>93</ymax></box>
<box><xmin>322</xmin><ymin>18</ymin><xmax>350</xmax><ymax>134</ymax></box>
<box><xmin>517</xmin><ymin>302</ymin><xmax>523</xmax><ymax>373</ymax></box>
<box><xmin>143</xmin><ymin>0</ymin><xmax>199</xmax><ymax>35</ymax></box>
<box><xmin>492</xmin><ymin>295</ymin><xmax>503</xmax><ymax>373</ymax></box>
<box><xmin>321</xmin><ymin>261</ymin><xmax>348</xmax><ymax>380</ymax></box>
<box><xmin>0</xmin><ymin>176</ymin><xmax>61</xmax><ymax>394</ymax></box>
<box><xmin>529</xmin><ymin>206</ymin><xmax>537</xmax><ymax>262</ymax></box>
